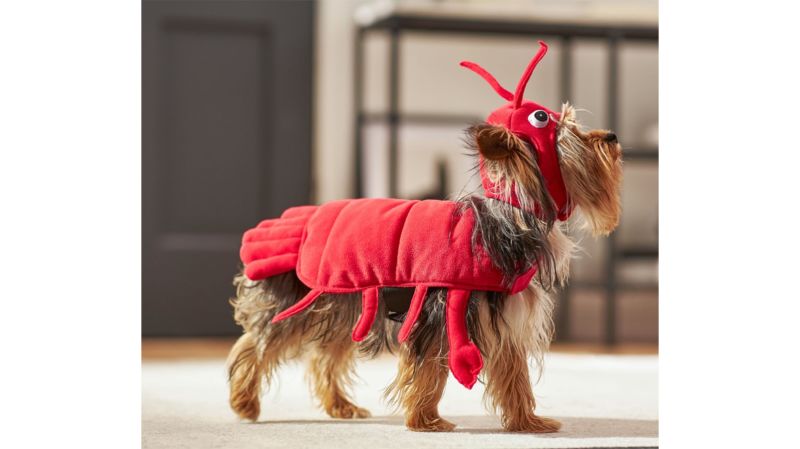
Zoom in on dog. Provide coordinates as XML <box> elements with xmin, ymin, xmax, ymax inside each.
<box><xmin>226</xmin><ymin>43</ymin><xmax>623</xmax><ymax>433</ymax></box>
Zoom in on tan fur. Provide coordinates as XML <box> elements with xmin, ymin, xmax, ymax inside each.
<box><xmin>308</xmin><ymin>343</ymin><xmax>371</xmax><ymax>419</ymax></box>
<box><xmin>385</xmin><ymin>343</ymin><xmax>454</xmax><ymax>432</ymax></box>
<box><xmin>474</xmin><ymin>284</ymin><xmax>561</xmax><ymax>432</ymax></box>
<box><xmin>227</xmin><ymin>332</ymin><xmax>262</xmax><ymax>421</ymax></box>
<box><xmin>548</xmin><ymin>224</ymin><xmax>577</xmax><ymax>287</ymax></box>
<box><xmin>557</xmin><ymin>103</ymin><xmax>624</xmax><ymax>235</ymax></box>
<box><xmin>483</xmin><ymin>339</ymin><xmax>560</xmax><ymax>432</ymax></box>
<box><xmin>228</xmin><ymin>274</ymin><xmax>349</xmax><ymax>422</ymax></box>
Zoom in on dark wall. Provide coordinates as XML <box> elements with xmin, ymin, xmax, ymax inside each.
<box><xmin>142</xmin><ymin>0</ymin><xmax>315</xmax><ymax>336</ymax></box>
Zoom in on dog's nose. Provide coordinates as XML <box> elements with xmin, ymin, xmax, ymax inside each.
<box><xmin>604</xmin><ymin>132</ymin><xmax>617</xmax><ymax>143</ymax></box>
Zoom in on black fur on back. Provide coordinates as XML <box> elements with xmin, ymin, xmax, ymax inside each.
<box><xmin>457</xmin><ymin>196</ymin><xmax>559</xmax><ymax>292</ymax></box>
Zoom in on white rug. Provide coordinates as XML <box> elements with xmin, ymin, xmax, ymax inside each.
<box><xmin>143</xmin><ymin>353</ymin><xmax>658</xmax><ymax>448</ymax></box>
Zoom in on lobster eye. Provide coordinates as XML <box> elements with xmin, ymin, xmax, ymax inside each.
<box><xmin>528</xmin><ymin>110</ymin><xmax>549</xmax><ymax>128</ymax></box>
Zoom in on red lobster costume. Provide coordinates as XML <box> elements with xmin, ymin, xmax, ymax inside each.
<box><xmin>239</xmin><ymin>42</ymin><xmax>572</xmax><ymax>389</ymax></box>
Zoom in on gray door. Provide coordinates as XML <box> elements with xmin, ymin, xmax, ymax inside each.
<box><xmin>143</xmin><ymin>0</ymin><xmax>314</xmax><ymax>336</ymax></box>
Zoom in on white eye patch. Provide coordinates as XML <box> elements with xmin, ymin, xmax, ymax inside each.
<box><xmin>528</xmin><ymin>109</ymin><xmax>549</xmax><ymax>128</ymax></box>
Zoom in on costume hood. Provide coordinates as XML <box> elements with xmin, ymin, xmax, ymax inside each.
<box><xmin>461</xmin><ymin>41</ymin><xmax>572</xmax><ymax>220</ymax></box>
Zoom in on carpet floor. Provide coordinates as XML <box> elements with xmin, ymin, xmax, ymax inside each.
<box><xmin>143</xmin><ymin>353</ymin><xmax>658</xmax><ymax>448</ymax></box>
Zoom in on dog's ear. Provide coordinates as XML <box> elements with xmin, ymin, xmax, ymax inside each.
<box><xmin>474</xmin><ymin>125</ymin><xmax>525</xmax><ymax>160</ymax></box>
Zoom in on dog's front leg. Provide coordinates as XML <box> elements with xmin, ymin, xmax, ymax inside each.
<box><xmin>483</xmin><ymin>343</ymin><xmax>561</xmax><ymax>433</ymax></box>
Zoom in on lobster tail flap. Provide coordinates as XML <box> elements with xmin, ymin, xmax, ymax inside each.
<box><xmin>397</xmin><ymin>285</ymin><xmax>429</xmax><ymax>343</ymax></box>
<box><xmin>271</xmin><ymin>289</ymin><xmax>323</xmax><ymax>324</ymax></box>
<box><xmin>445</xmin><ymin>289</ymin><xmax>483</xmax><ymax>389</ymax></box>
<box><xmin>241</xmin><ymin>205</ymin><xmax>317</xmax><ymax>281</ymax></box>
<box><xmin>352</xmin><ymin>287</ymin><xmax>380</xmax><ymax>341</ymax></box>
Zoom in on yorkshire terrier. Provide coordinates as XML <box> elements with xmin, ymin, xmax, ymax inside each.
<box><xmin>226</xmin><ymin>44</ymin><xmax>622</xmax><ymax>433</ymax></box>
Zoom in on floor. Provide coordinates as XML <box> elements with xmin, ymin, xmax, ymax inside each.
<box><xmin>142</xmin><ymin>340</ymin><xmax>658</xmax><ymax>449</ymax></box>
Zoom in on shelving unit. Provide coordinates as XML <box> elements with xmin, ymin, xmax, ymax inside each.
<box><xmin>353</xmin><ymin>12</ymin><xmax>658</xmax><ymax>344</ymax></box>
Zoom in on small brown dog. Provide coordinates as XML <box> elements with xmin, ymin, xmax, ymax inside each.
<box><xmin>226</xmin><ymin>102</ymin><xmax>622</xmax><ymax>433</ymax></box>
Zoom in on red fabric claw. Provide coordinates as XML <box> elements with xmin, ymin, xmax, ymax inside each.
<box><xmin>243</xmin><ymin>254</ymin><xmax>297</xmax><ymax>281</ymax></box>
<box><xmin>240</xmin><ymin>238</ymin><xmax>301</xmax><ymax>264</ymax></box>
<box><xmin>446</xmin><ymin>288</ymin><xmax>483</xmax><ymax>389</ymax></box>
<box><xmin>240</xmin><ymin>205</ymin><xmax>315</xmax><ymax>281</ymax></box>
<box><xmin>242</xmin><ymin>225</ymin><xmax>303</xmax><ymax>243</ymax></box>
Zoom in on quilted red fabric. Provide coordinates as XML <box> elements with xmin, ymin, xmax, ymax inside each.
<box><xmin>240</xmin><ymin>198</ymin><xmax>536</xmax><ymax>388</ymax></box>
<box><xmin>297</xmin><ymin>199</ymin><xmax>514</xmax><ymax>292</ymax></box>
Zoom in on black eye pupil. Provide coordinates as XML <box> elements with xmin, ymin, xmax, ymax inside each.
<box><xmin>534</xmin><ymin>111</ymin><xmax>547</xmax><ymax>122</ymax></box>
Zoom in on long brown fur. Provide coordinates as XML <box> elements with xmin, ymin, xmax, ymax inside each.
<box><xmin>384</xmin><ymin>289</ymin><xmax>466</xmax><ymax>431</ymax></box>
<box><xmin>477</xmin><ymin>285</ymin><xmax>562</xmax><ymax>432</ymax></box>
<box><xmin>308</xmin><ymin>340</ymin><xmax>371</xmax><ymax>418</ymax></box>
<box><xmin>557</xmin><ymin>103</ymin><xmax>623</xmax><ymax>235</ymax></box>
<box><xmin>226</xmin><ymin>103</ymin><xmax>622</xmax><ymax>432</ymax></box>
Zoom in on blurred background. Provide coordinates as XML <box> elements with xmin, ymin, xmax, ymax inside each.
<box><xmin>143</xmin><ymin>0</ymin><xmax>658</xmax><ymax>348</ymax></box>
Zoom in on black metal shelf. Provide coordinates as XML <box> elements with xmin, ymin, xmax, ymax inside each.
<box><xmin>619</xmin><ymin>246</ymin><xmax>659</xmax><ymax>260</ymax></box>
<box><xmin>360</xmin><ymin>112</ymin><xmax>482</xmax><ymax>126</ymax></box>
<box><xmin>570</xmin><ymin>280</ymin><xmax>658</xmax><ymax>292</ymax></box>
<box><xmin>361</xmin><ymin>14</ymin><xmax>658</xmax><ymax>41</ymax></box>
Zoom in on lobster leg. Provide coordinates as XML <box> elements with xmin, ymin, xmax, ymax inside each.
<box><xmin>271</xmin><ymin>289</ymin><xmax>323</xmax><ymax>323</ymax></box>
<box><xmin>445</xmin><ymin>288</ymin><xmax>483</xmax><ymax>389</ymax></box>
<box><xmin>352</xmin><ymin>287</ymin><xmax>379</xmax><ymax>341</ymax></box>
<box><xmin>398</xmin><ymin>285</ymin><xmax>429</xmax><ymax>343</ymax></box>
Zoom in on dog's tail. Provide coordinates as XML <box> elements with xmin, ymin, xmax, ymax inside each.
<box><xmin>227</xmin><ymin>332</ymin><xmax>262</xmax><ymax>421</ymax></box>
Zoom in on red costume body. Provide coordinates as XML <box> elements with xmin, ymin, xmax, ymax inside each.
<box><xmin>241</xmin><ymin>198</ymin><xmax>536</xmax><ymax>388</ymax></box>
<box><xmin>239</xmin><ymin>41</ymin><xmax>569</xmax><ymax>389</ymax></box>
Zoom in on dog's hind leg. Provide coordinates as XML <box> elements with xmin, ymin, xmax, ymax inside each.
<box><xmin>308</xmin><ymin>339</ymin><xmax>371</xmax><ymax>419</ymax></box>
<box><xmin>228</xmin><ymin>322</ymin><xmax>308</xmax><ymax>421</ymax></box>
<box><xmin>227</xmin><ymin>332</ymin><xmax>264</xmax><ymax>421</ymax></box>
<box><xmin>227</xmin><ymin>273</ymin><xmax>309</xmax><ymax>421</ymax></box>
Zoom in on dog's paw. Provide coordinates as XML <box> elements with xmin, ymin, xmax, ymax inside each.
<box><xmin>505</xmin><ymin>415</ymin><xmax>561</xmax><ymax>433</ymax></box>
<box><xmin>407</xmin><ymin>416</ymin><xmax>456</xmax><ymax>432</ymax></box>
<box><xmin>328</xmin><ymin>403</ymin><xmax>372</xmax><ymax>419</ymax></box>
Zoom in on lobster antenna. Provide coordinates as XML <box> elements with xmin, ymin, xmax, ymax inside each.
<box><xmin>459</xmin><ymin>61</ymin><xmax>514</xmax><ymax>101</ymax></box>
<box><xmin>513</xmin><ymin>41</ymin><xmax>548</xmax><ymax>109</ymax></box>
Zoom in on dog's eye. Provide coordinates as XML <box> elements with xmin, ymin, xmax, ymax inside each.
<box><xmin>528</xmin><ymin>110</ymin><xmax>549</xmax><ymax>128</ymax></box>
